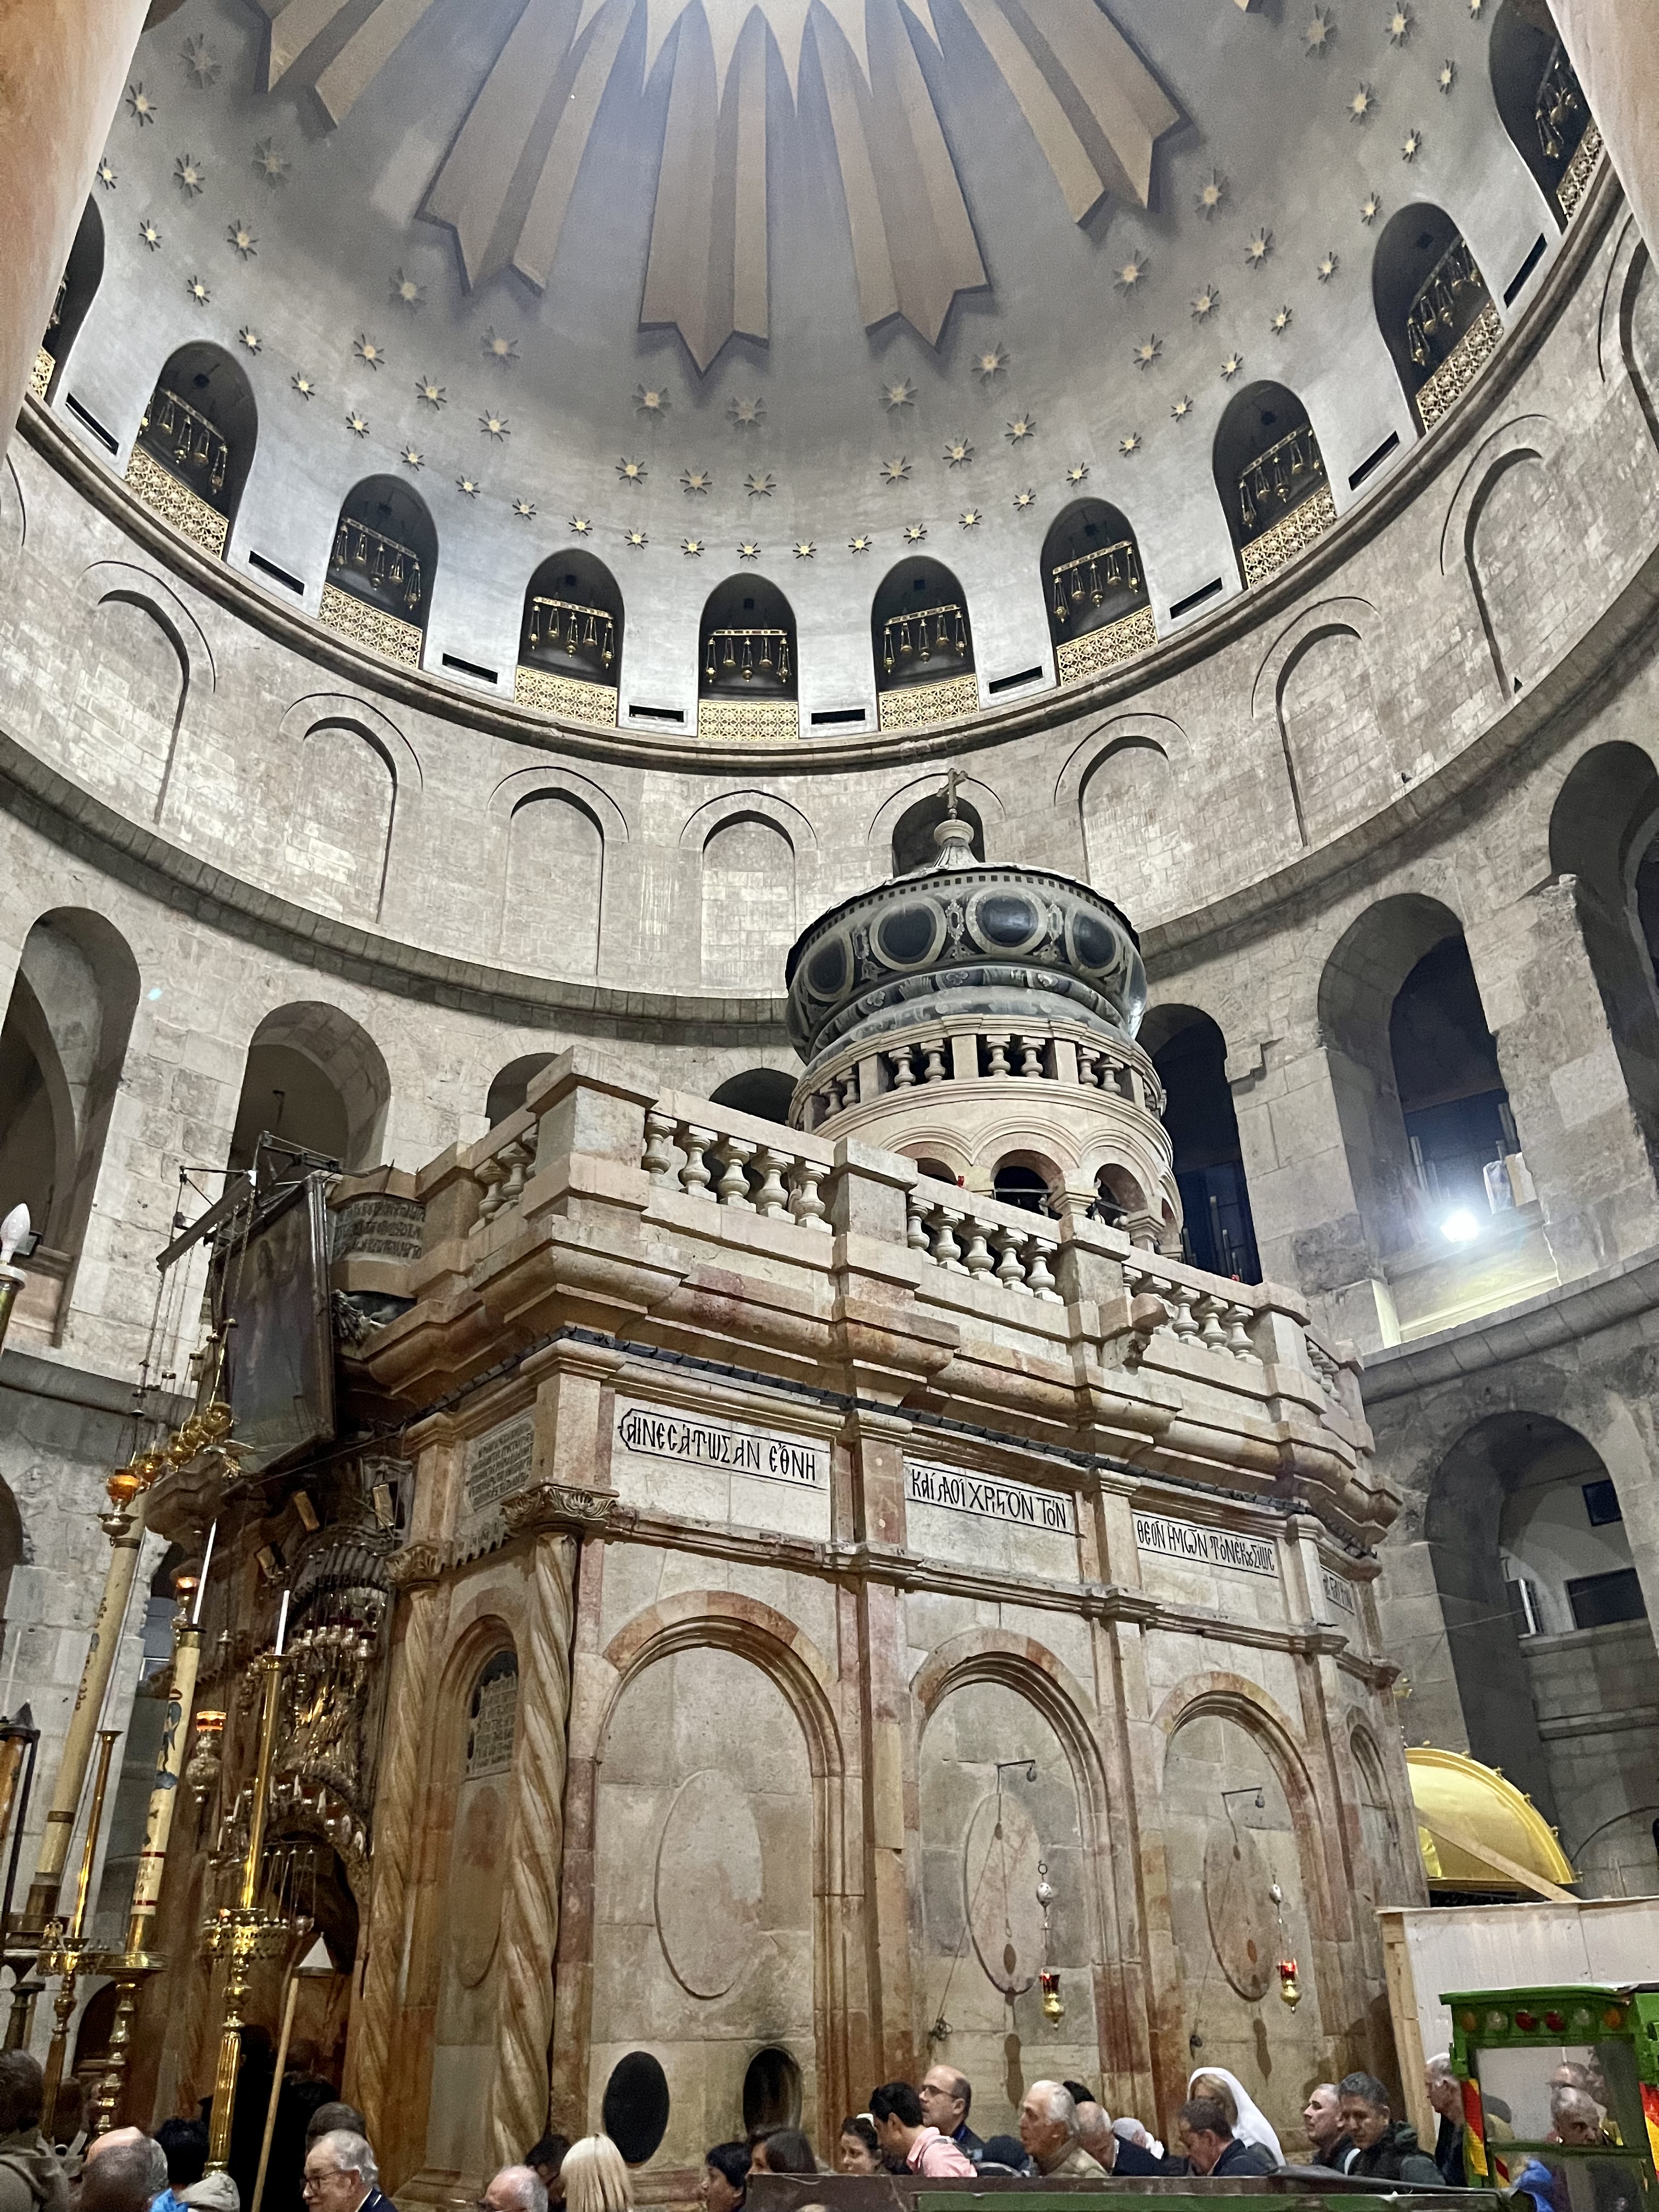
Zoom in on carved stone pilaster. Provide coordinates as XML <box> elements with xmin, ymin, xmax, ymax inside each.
<box><xmin>484</xmin><ymin>1528</ymin><xmax>577</xmax><ymax>2163</ymax></box>
<box><xmin>385</xmin><ymin>1539</ymin><xmax>445</xmax><ymax>1589</ymax></box>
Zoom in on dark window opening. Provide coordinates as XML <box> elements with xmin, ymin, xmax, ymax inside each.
<box><xmin>1565</xmin><ymin>1566</ymin><xmax>1646</xmax><ymax>1630</ymax></box>
<box><xmin>1391</xmin><ymin>933</ymin><xmax>1517</xmax><ymax>1221</ymax></box>
<box><xmin>1148</xmin><ymin>1015</ymin><xmax>1261</xmax><ymax>1282</ymax></box>
<box><xmin>1582</xmin><ymin>1478</ymin><xmax>1623</xmax><ymax>1527</ymax></box>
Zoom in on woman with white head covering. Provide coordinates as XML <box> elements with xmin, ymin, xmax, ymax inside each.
<box><xmin>1188</xmin><ymin>2069</ymin><xmax>1285</xmax><ymax>2167</ymax></box>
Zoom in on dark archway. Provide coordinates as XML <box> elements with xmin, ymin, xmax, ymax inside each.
<box><xmin>1212</xmin><ymin>380</ymin><xmax>1331</xmax><ymax>586</ymax></box>
<box><xmin>1372</xmin><ymin>203</ymin><xmax>1498</xmax><ymax>430</ymax></box>
<box><xmin>710</xmin><ymin>1068</ymin><xmax>795</xmax><ymax>1125</ymax></box>
<box><xmin>486</xmin><ymin>1054</ymin><xmax>555</xmax><ymax>1127</ymax></box>
<box><xmin>517</xmin><ymin>548</ymin><xmax>622</xmax><ymax>725</ymax></box>
<box><xmin>1549</xmin><ymin>743</ymin><xmax>1659</xmax><ymax>1167</ymax></box>
<box><xmin>1490</xmin><ymin>0</ymin><xmax>1598</xmax><ymax>225</ymax></box>
<box><xmin>1140</xmin><ymin>1007</ymin><xmax>1261</xmax><ymax>1281</ymax></box>
<box><xmin>328</xmin><ymin>477</ymin><xmax>437</xmax><ymax>644</ymax></box>
<box><xmin>697</xmin><ymin>572</ymin><xmax>797</xmax><ymax>739</ymax></box>
<box><xmin>890</xmin><ymin>792</ymin><xmax>985</xmax><ymax>876</ymax></box>
<box><xmin>228</xmin><ymin>1004</ymin><xmax>391</xmax><ymax>1177</ymax></box>
<box><xmin>1041</xmin><ymin>499</ymin><xmax>1153</xmax><ymax>682</ymax></box>
<box><xmin>872</xmin><ymin>557</ymin><xmax>975</xmax><ymax>733</ymax></box>
<box><xmin>134</xmin><ymin>342</ymin><xmax>257</xmax><ymax>554</ymax></box>
<box><xmin>36</xmin><ymin>197</ymin><xmax>103</xmax><ymax>403</ymax></box>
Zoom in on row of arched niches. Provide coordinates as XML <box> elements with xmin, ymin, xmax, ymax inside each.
<box><xmin>34</xmin><ymin>1</ymin><xmax>1598</xmax><ymax>740</ymax></box>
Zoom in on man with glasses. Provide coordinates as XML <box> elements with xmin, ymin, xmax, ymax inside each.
<box><xmin>302</xmin><ymin>2132</ymin><xmax>394</xmax><ymax>2212</ymax></box>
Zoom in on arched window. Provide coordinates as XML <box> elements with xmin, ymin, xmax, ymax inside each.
<box><xmin>321</xmin><ymin>476</ymin><xmax>437</xmax><ymax>668</ymax></box>
<box><xmin>710</xmin><ymin>1069</ymin><xmax>795</xmax><ymax>1125</ymax></box>
<box><xmin>1042</xmin><ymin>500</ymin><xmax>1154</xmax><ymax>682</ymax></box>
<box><xmin>487</xmin><ymin>1056</ymin><xmax>555</xmax><ymax>1128</ymax></box>
<box><xmin>872</xmin><ymin>558</ymin><xmax>976</xmax><ymax>733</ymax></box>
<box><xmin>697</xmin><ymin>574</ymin><xmax>798</xmax><ymax>742</ymax></box>
<box><xmin>32</xmin><ymin>198</ymin><xmax>102</xmax><ymax>405</ymax></box>
<box><xmin>991</xmin><ymin>1156</ymin><xmax>1056</xmax><ymax>1216</ymax></box>
<box><xmin>0</xmin><ymin>909</ymin><xmax>139</xmax><ymax>1341</ymax></box>
<box><xmin>228</xmin><ymin>1003</ymin><xmax>391</xmax><ymax>1178</ymax></box>
<box><xmin>1212</xmin><ymin>381</ymin><xmax>1332</xmax><ymax>588</ymax></box>
<box><xmin>1491</xmin><ymin>0</ymin><xmax>1600</xmax><ymax>226</ymax></box>
<box><xmin>128</xmin><ymin>342</ymin><xmax>256</xmax><ymax>559</ymax></box>
<box><xmin>515</xmin><ymin>549</ymin><xmax>623</xmax><ymax>728</ymax></box>
<box><xmin>1373</xmin><ymin>204</ymin><xmax>1499</xmax><ymax>431</ymax></box>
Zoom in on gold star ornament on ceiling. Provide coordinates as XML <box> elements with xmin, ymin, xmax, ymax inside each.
<box><xmin>1401</xmin><ymin>126</ymin><xmax>1424</xmax><ymax>159</ymax></box>
<box><xmin>958</xmin><ymin>507</ymin><xmax>983</xmax><ymax>529</ymax></box>
<box><xmin>227</xmin><ymin>221</ymin><xmax>257</xmax><ymax>258</ymax></box>
<box><xmin>252</xmin><ymin>139</ymin><xmax>288</xmax><ymax>183</ymax></box>
<box><xmin>746</xmin><ymin>470</ymin><xmax>776</xmax><ymax>496</ymax></box>
<box><xmin>623</xmin><ymin>528</ymin><xmax>647</xmax><ymax>549</ymax></box>
<box><xmin>1171</xmin><ymin>394</ymin><xmax>1193</xmax><ymax>419</ymax></box>
<box><xmin>729</xmin><ymin>395</ymin><xmax>765</xmax><ymax>427</ymax></box>
<box><xmin>1220</xmin><ymin>351</ymin><xmax>1244</xmax><ymax>379</ymax></box>
<box><xmin>1386</xmin><ymin>5</ymin><xmax>1413</xmax><ymax>43</ymax></box>
<box><xmin>457</xmin><ymin>475</ymin><xmax>482</xmax><ymax>496</ymax></box>
<box><xmin>1114</xmin><ymin>252</ymin><xmax>1148</xmax><ymax>294</ymax></box>
<box><xmin>1438</xmin><ymin>60</ymin><xmax>1457</xmax><ymax>93</ymax></box>
<box><xmin>185</xmin><ymin>274</ymin><xmax>210</xmax><ymax>304</ymax></box>
<box><xmin>482</xmin><ymin>328</ymin><xmax>518</xmax><ymax>366</ymax></box>
<box><xmin>1065</xmin><ymin>461</ymin><xmax>1090</xmax><ymax>484</ymax></box>
<box><xmin>681</xmin><ymin>468</ymin><xmax>712</xmax><ymax>493</ymax></box>
<box><xmin>794</xmin><ymin>540</ymin><xmax>816</xmax><ymax>559</ymax></box>
<box><xmin>399</xmin><ymin>445</ymin><xmax>423</xmax><ymax>469</ymax></box>
<box><xmin>1271</xmin><ymin>304</ymin><xmax>1293</xmax><ymax>334</ymax></box>
<box><xmin>1349</xmin><ymin>84</ymin><xmax>1375</xmax><ymax>121</ymax></box>
<box><xmin>1133</xmin><ymin>335</ymin><xmax>1162</xmax><ymax>369</ymax></box>
<box><xmin>139</xmin><ymin>218</ymin><xmax>161</xmax><ymax>249</ymax></box>
<box><xmin>291</xmin><ymin>372</ymin><xmax>316</xmax><ymax>398</ymax></box>
<box><xmin>1012</xmin><ymin>488</ymin><xmax>1036</xmax><ymax>510</ymax></box>
<box><xmin>392</xmin><ymin>269</ymin><xmax>425</xmax><ymax>309</ymax></box>
<box><xmin>346</xmin><ymin>410</ymin><xmax>369</xmax><ymax>436</ymax></box>
<box><xmin>883</xmin><ymin>380</ymin><xmax>917</xmax><ymax>410</ymax></box>
<box><xmin>1195</xmin><ymin>170</ymin><xmax>1226</xmax><ymax>218</ymax></box>
<box><xmin>1318</xmin><ymin>249</ymin><xmax>1340</xmax><ymax>280</ymax></box>
<box><xmin>1006</xmin><ymin>411</ymin><xmax>1036</xmax><ymax>442</ymax></box>
<box><xmin>738</xmin><ymin>540</ymin><xmax>761</xmax><ymax>561</ymax></box>
<box><xmin>183</xmin><ymin>35</ymin><xmax>221</xmax><ymax>86</ymax></box>
<box><xmin>1245</xmin><ymin>229</ymin><xmax>1272</xmax><ymax>267</ymax></box>
<box><xmin>238</xmin><ymin>326</ymin><xmax>261</xmax><ymax>353</ymax></box>
<box><xmin>126</xmin><ymin>83</ymin><xmax>157</xmax><ymax>125</ymax></box>
<box><xmin>617</xmin><ymin>456</ymin><xmax>647</xmax><ymax>484</ymax></box>
<box><xmin>1304</xmin><ymin>9</ymin><xmax>1333</xmax><ymax>52</ymax></box>
<box><xmin>1118</xmin><ymin>432</ymin><xmax>1141</xmax><ymax>456</ymax></box>
<box><xmin>269</xmin><ymin>0</ymin><xmax>1180</xmax><ymax>371</ymax></box>
<box><xmin>571</xmin><ymin>516</ymin><xmax>592</xmax><ymax>533</ymax></box>
<box><xmin>849</xmin><ymin>532</ymin><xmax>874</xmax><ymax>552</ymax></box>
<box><xmin>479</xmin><ymin>412</ymin><xmax>510</xmax><ymax>440</ymax></box>
<box><xmin>353</xmin><ymin>335</ymin><xmax>387</xmax><ymax>369</ymax></box>
<box><xmin>944</xmin><ymin>437</ymin><xmax>974</xmax><ymax>466</ymax></box>
<box><xmin>174</xmin><ymin>155</ymin><xmax>205</xmax><ymax>195</ymax></box>
<box><xmin>97</xmin><ymin>160</ymin><xmax>117</xmax><ymax>190</ymax></box>
<box><xmin>635</xmin><ymin>384</ymin><xmax>670</xmax><ymax>416</ymax></box>
<box><xmin>682</xmin><ymin>537</ymin><xmax>704</xmax><ymax>556</ymax></box>
<box><xmin>1360</xmin><ymin>191</ymin><xmax>1383</xmax><ymax>223</ymax></box>
<box><xmin>881</xmin><ymin>458</ymin><xmax>911</xmax><ymax>484</ymax></box>
<box><xmin>416</xmin><ymin>377</ymin><xmax>447</xmax><ymax>408</ymax></box>
<box><xmin>974</xmin><ymin>345</ymin><xmax>1009</xmax><ymax>381</ymax></box>
<box><xmin>1192</xmin><ymin>283</ymin><xmax>1220</xmax><ymax>319</ymax></box>
<box><xmin>902</xmin><ymin>522</ymin><xmax>928</xmax><ymax>544</ymax></box>
<box><xmin>512</xmin><ymin>498</ymin><xmax>535</xmax><ymax>518</ymax></box>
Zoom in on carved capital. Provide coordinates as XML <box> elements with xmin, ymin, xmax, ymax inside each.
<box><xmin>385</xmin><ymin>1541</ymin><xmax>445</xmax><ymax>1590</ymax></box>
<box><xmin>503</xmin><ymin>1483</ymin><xmax>619</xmax><ymax>1539</ymax></box>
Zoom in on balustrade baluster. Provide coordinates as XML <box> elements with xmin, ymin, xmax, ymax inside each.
<box><xmin>681</xmin><ymin>1125</ymin><xmax>715</xmax><ymax>1197</ymax></box>
<box><xmin>1017</xmin><ymin>1037</ymin><xmax>1045</xmax><ymax>1079</ymax></box>
<box><xmin>1026</xmin><ymin>1239</ymin><xmax>1060</xmax><ymax>1301</ymax></box>
<box><xmin>922</xmin><ymin>1043</ymin><xmax>949</xmax><ymax>1084</ymax></box>
<box><xmin>716</xmin><ymin>1137</ymin><xmax>755</xmax><ymax>1207</ymax></box>
<box><xmin>931</xmin><ymin>1209</ymin><xmax>966</xmax><ymax>1272</ymax></box>
<box><xmin>906</xmin><ymin>1190</ymin><xmax>933</xmax><ymax>1252</ymax></box>
<box><xmin>1197</xmin><ymin>1294</ymin><xmax>1227</xmax><ymax>1352</ymax></box>
<box><xmin>475</xmin><ymin>1154</ymin><xmax>506</xmax><ymax>1224</ymax></box>
<box><xmin>984</xmin><ymin>1034</ymin><xmax>1012</xmax><ymax>1077</ymax></box>
<box><xmin>961</xmin><ymin>1223</ymin><xmax>994</xmax><ymax>1277</ymax></box>
<box><xmin>1076</xmin><ymin>1044</ymin><xmax>1101</xmax><ymax>1088</ymax></box>
<box><xmin>752</xmin><ymin>1148</ymin><xmax>789</xmax><ymax>1217</ymax></box>
<box><xmin>498</xmin><ymin>1137</ymin><xmax>532</xmax><ymax>1214</ymax></box>
<box><xmin>888</xmin><ymin>1043</ymin><xmax>916</xmax><ymax>1088</ymax></box>
<box><xmin>1170</xmin><ymin>1283</ymin><xmax>1200</xmax><ymax>1338</ymax></box>
<box><xmin>642</xmin><ymin>1108</ymin><xmax>676</xmax><ymax>1182</ymax></box>
<box><xmin>789</xmin><ymin>1161</ymin><xmax>830</xmax><ymax>1230</ymax></box>
<box><xmin>995</xmin><ymin>1228</ymin><xmax>1031</xmax><ymax>1293</ymax></box>
<box><xmin>1224</xmin><ymin>1302</ymin><xmax>1255</xmax><ymax>1359</ymax></box>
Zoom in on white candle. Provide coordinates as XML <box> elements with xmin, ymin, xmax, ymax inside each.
<box><xmin>275</xmin><ymin>1588</ymin><xmax>290</xmax><ymax>1656</ymax></box>
<box><xmin>192</xmin><ymin>1520</ymin><xmax>218</xmax><ymax>1627</ymax></box>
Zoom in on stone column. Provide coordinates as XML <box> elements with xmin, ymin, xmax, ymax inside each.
<box><xmin>1551</xmin><ymin>1</ymin><xmax>1659</xmax><ymax>256</ymax></box>
<box><xmin>348</xmin><ymin>1542</ymin><xmax>445</xmax><ymax>2145</ymax></box>
<box><xmin>1468</xmin><ymin>879</ymin><xmax>1659</xmax><ymax>1280</ymax></box>
<box><xmin>0</xmin><ymin>0</ymin><xmax>149</xmax><ymax>452</ymax></box>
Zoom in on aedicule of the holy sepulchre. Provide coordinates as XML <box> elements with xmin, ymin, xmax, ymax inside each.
<box><xmin>1</xmin><ymin>0</ymin><xmax>1658</xmax><ymax>2209</ymax></box>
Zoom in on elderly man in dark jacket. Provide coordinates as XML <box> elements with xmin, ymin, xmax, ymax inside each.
<box><xmin>1176</xmin><ymin>2098</ymin><xmax>1277</xmax><ymax>2178</ymax></box>
<box><xmin>1339</xmin><ymin>2074</ymin><xmax>1443</xmax><ymax>2187</ymax></box>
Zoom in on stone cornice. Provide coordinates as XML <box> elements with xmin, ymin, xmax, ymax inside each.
<box><xmin>1359</xmin><ymin>1247</ymin><xmax>1659</xmax><ymax>1402</ymax></box>
<box><xmin>502</xmin><ymin>1482</ymin><xmax>620</xmax><ymax>1537</ymax></box>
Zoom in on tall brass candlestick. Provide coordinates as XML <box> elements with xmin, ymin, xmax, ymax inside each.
<box><xmin>92</xmin><ymin>1609</ymin><xmax>205</xmax><ymax>2132</ymax></box>
<box><xmin>204</xmin><ymin>1643</ymin><xmax>286</xmax><ymax>2176</ymax></box>
<box><xmin>38</xmin><ymin>1727</ymin><xmax>120</xmax><ymax>2137</ymax></box>
<box><xmin>20</xmin><ymin>1480</ymin><xmax>150</xmax><ymax>1938</ymax></box>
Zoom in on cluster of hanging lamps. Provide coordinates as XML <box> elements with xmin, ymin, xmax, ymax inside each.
<box><xmin>1534</xmin><ymin>42</ymin><xmax>1582</xmax><ymax>162</ymax></box>
<box><xmin>1239</xmin><ymin>428</ymin><xmax>1318</xmax><ymax>531</ymax></box>
<box><xmin>145</xmin><ymin>390</ymin><xmax>229</xmax><ymax>496</ymax></box>
<box><xmin>527</xmin><ymin>598</ymin><xmax>614</xmax><ymax>669</ymax></box>
<box><xmin>1406</xmin><ymin>238</ymin><xmax>1482</xmax><ymax>369</ymax></box>
<box><xmin>1050</xmin><ymin>541</ymin><xmax>1142</xmax><ymax>625</ymax></box>
<box><xmin>704</xmin><ymin>628</ymin><xmax>789</xmax><ymax>686</ymax></box>
<box><xmin>881</xmin><ymin>604</ymin><xmax>967</xmax><ymax>676</ymax></box>
<box><xmin>330</xmin><ymin>518</ymin><xmax>422</xmax><ymax>611</ymax></box>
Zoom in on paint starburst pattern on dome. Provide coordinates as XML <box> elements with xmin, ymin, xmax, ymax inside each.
<box><xmin>246</xmin><ymin>0</ymin><xmax>1180</xmax><ymax>371</ymax></box>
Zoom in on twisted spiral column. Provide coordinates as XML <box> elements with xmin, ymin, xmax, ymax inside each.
<box><xmin>351</xmin><ymin>1545</ymin><xmax>444</xmax><ymax>2143</ymax></box>
<box><xmin>486</xmin><ymin>1528</ymin><xmax>577</xmax><ymax>2168</ymax></box>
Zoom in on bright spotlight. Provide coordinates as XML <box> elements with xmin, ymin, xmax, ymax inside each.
<box><xmin>1440</xmin><ymin>1207</ymin><xmax>1480</xmax><ymax>1245</ymax></box>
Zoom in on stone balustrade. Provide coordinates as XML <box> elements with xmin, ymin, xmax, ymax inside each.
<box><xmin>906</xmin><ymin>1177</ymin><xmax>1062</xmax><ymax>1300</ymax></box>
<box><xmin>465</xmin><ymin>1111</ymin><xmax>539</xmax><ymax>1232</ymax></box>
<box><xmin>801</xmin><ymin>1018</ymin><xmax>1164</xmax><ymax>1128</ymax></box>
<box><xmin>642</xmin><ymin>1092</ymin><xmax>833</xmax><ymax>1229</ymax></box>
<box><xmin>1122</xmin><ymin>1250</ymin><xmax>1259</xmax><ymax>1363</ymax></box>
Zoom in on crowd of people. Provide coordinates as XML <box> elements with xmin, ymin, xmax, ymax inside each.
<box><xmin>0</xmin><ymin>2036</ymin><xmax>1630</xmax><ymax>2212</ymax></box>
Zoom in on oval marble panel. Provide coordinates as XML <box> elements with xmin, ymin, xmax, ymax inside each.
<box><xmin>963</xmin><ymin>1793</ymin><xmax>1046</xmax><ymax>1996</ymax></box>
<box><xmin>1202</xmin><ymin>1823</ymin><xmax>1277</xmax><ymax>2001</ymax></box>
<box><xmin>449</xmin><ymin>1780</ymin><xmax>506</xmax><ymax>1989</ymax></box>
<box><xmin>655</xmin><ymin>1767</ymin><xmax>766</xmax><ymax>1999</ymax></box>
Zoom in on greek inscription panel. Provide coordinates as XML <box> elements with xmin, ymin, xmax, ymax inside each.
<box><xmin>1133</xmin><ymin>1511</ymin><xmax>1278</xmax><ymax>1578</ymax></box>
<box><xmin>905</xmin><ymin>1458</ymin><xmax>1073</xmax><ymax>1533</ymax></box>
<box><xmin>614</xmin><ymin>1401</ymin><xmax>825</xmax><ymax>1488</ymax></box>
<box><xmin>331</xmin><ymin>1194</ymin><xmax>425</xmax><ymax>1262</ymax></box>
<box><xmin>1322</xmin><ymin>1569</ymin><xmax>1357</xmax><ymax>1616</ymax></box>
<box><xmin>464</xmin><ymin>1417</ymin><xmax>535</xmax><ymax>1516</ymax></box>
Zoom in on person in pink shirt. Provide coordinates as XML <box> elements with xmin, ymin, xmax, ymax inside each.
<box><xmin>868</xmin><ymin>2085</ymin><xmax>976</xmax><ymax>2178</ymax></box>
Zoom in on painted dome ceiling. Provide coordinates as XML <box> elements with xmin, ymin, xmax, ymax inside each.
<box><xmin>74</xmin><ymin>0</ymin><xmax>1573</xmax><ymax>686</ymax></box>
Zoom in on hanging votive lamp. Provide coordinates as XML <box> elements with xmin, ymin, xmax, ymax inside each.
<box><xmin>1040</xmin><ymin>1970</ymin><xmax>1065</xmax><ymax>2024</ymax></box>
<box><xmin>1277</xmin><ymin>1956</ymin><xmax>1301</xmax><ymax>2009</ymax></box>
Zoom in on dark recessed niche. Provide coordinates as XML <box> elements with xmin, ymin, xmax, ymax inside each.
<box><xmin>1504</xmin><ymin>234</ymin><xmax>1547</xmax><ymax>304</ymax></box>
<box><xmin>247</xmin><ymin>550</ymin><xmax>305</xmax><ymax>594</ymax></box>
<box><xmin>442</xmin><ymin>652</ymin><xmax>498</xmax><ymax>684</ymax></box>
<box><xmin>601</xmin><ymin>2050</ymin><xmax>670</xmax><ymax>2164</ymax></box>
<box><xmin>65</xmin><ymin>394</ymin><xmax>119</xmax><ymax>453</ymax></box>
<box><xmin>742</xmin><ymin>2046</ymin><xmax>801</xmax><ymax>2134</ymax></box>
<box><xmin>1169</xmin><ymin>576</ymin><xmax>1224</xmax><ymax>620</ymax></box>
<box><xmin>628</xmin><ymin>702</ymin><xmax>685</xmax><ymax>723</ymax></box>
<box><xmin>1348</xmin><ymin>432</ymin><xmax>1401</xmax><ymax>490</ymax></box>
<box><xmin>988</xmin><ymin>664</ymin><xmax>1045</xmax><ymax>695</ymax></box>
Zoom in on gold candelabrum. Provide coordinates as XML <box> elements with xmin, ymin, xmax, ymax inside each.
<box><xmin>90</xmin><ymin>1590</ymin><xmax>208</xmax><ymax>2134</ymax></box>
<box><xmin>203</xmin><ymin>1643</ymin><xmax>290</xmax><ymax>2175</ymax></box>
<box><xmin>37</xmin><ymin>1728</ymin><xmax>120</xmax><ymax>2137</ymax></box>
